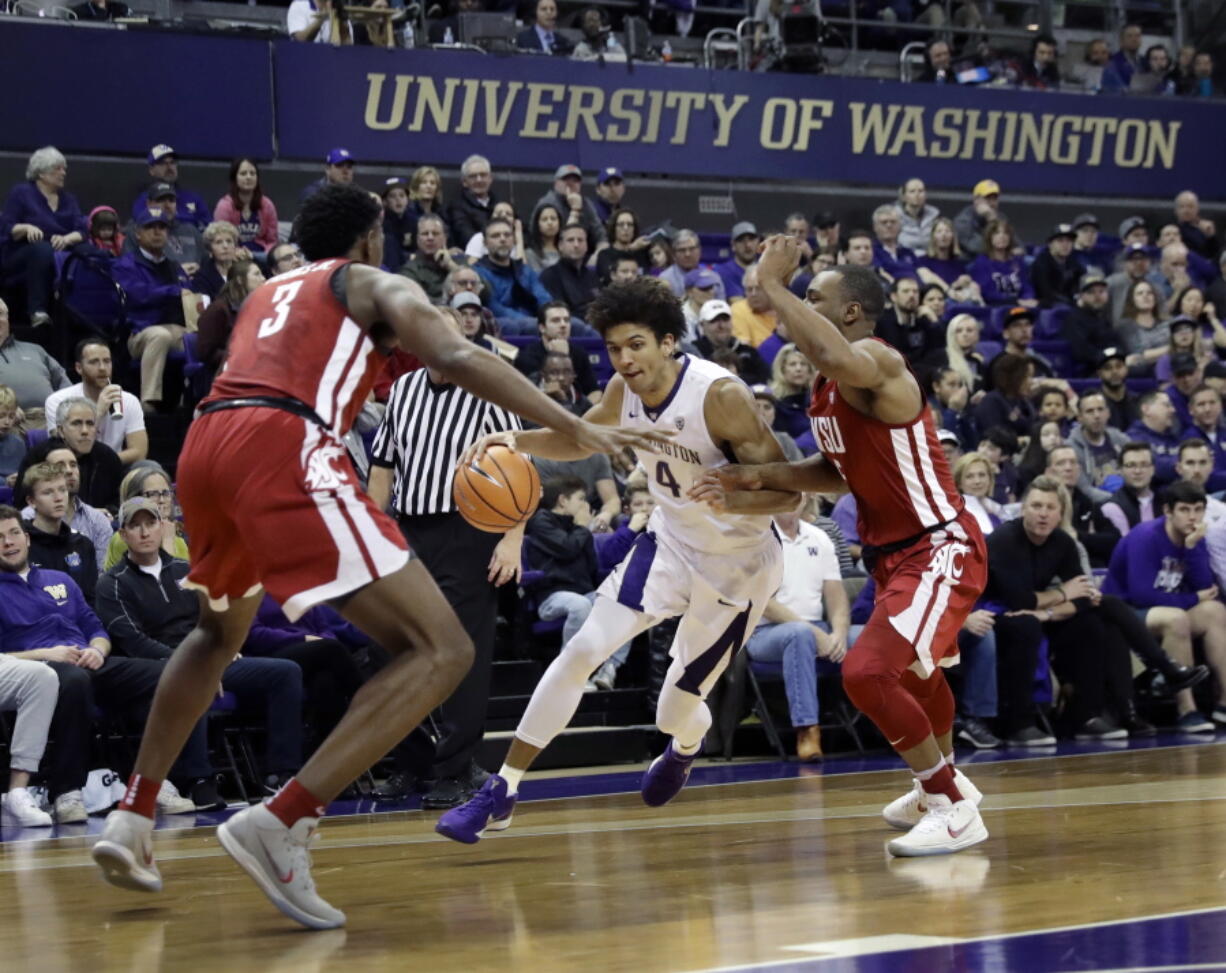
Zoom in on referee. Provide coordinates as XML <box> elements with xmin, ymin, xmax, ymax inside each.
<box><xmin>368</xmin><ymin>309</ymin><xmax>524</xmax><ymax>810</ymax></box>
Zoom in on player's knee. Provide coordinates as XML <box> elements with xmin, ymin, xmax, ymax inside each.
<box><xmin>560</xmin><ymin>624</ymin><xmax>613</xmax><ymax>673</ymax></box>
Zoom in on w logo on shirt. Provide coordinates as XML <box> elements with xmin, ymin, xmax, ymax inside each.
<box><xmin>42</xmin><ymin>584</ymin><xmax>68</xmax><ymax>603</ymax></box>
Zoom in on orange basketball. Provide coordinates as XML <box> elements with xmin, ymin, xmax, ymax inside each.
<box><xmin>453</xmin><ymin>445</ymin><xmax>541</xmax><ymax>533</ymax></box>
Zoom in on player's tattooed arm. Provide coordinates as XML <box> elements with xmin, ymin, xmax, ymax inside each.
<box><xmin>687</xmin><ymin>380</ymin><xmax>803</xmax><ymax>514</ymax></box>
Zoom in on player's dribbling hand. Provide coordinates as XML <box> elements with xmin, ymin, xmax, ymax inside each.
<box><xmin>571</xmin><ymin>422</ymin><xmax>673</xmax><ymax>458</ymax></box>
<box><xmin>460</xmin><ymin>431</ymin><xmax>517</xmax><ymax>467</ymax></box>
<box><xmin>756</xmin><ymin>235</ymin><xmax>800</xmax><ymax>285</ymax></box>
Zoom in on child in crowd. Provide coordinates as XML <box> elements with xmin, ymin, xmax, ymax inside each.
<box><xmin>0</xmin><ymin>386</ymin><xmax>24</xmax><ymax>487</ymax></box>
<box><xmin>88</xmin><ymin>206</ymin><xmax>125</xmax><ymax>256</ymax></box>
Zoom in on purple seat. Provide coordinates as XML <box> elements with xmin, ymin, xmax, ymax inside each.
<box><xmin>1032</xmin><ymin>339</ymin><xmax>1074</xmax><ymax>377</ymax></box>
<box><xmin>25</xmin><ymin>428</ymin><xmax>48</xmax><ymax>450</ymax></box>
<box><xmin>1037</xmin><ymin>306</ymin><xmax>1070</xmax><ymax>339</ymax></box>
<box><xmin>976</xmin><ymin>340</ymin><xmax>1003</xmax><ymax>361</ymax></box>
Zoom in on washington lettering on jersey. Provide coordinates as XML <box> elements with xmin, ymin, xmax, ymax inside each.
<box><xmin>635</xmin><ymin>439</ymin><xmax>703</xmax><ymax>466</ymax></box>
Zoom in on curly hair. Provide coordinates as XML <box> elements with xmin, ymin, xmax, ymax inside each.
<box><xmin>586</xmin><ymin>277</ymin><xmax>684</xmax><ymax>342</ymax></box>
<box><xmin>297</xmin><ymin>184</ymin><xmax>383</xmax><ymax>262</ymax></box>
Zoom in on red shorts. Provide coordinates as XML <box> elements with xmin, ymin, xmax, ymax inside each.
<box><xmin>868</xmin><ymin>510</ymin><xmax>987</xmax><ymax>676</ymax></box>
<box><xmin>177</xmin><ymin>407</ymin><xmax>408</xmax><ymax>621</ymax></box>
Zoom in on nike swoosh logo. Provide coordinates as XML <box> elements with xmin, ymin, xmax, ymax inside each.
<box><xmin>888</xmin><ymin>735</ymin><xmax>905</xmax><ymax>746</ymax></box>
<box><xmin>260</xmin><ymin>841</ymin><xmax>294</xmax><ymax>884</ymax></box>
<box><xmin>717</xmin><ymin>599</ymin><xmax>738</xmax><ymax>608</ymax></box>
<box><xmin>948</xmin><ymin>820</ymin><xmax>971</xmax><ymax>839</ymax></box>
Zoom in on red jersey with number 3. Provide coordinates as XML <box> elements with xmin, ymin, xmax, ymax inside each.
<box><xmin>808</xmin><ymin>343</ymin><xmax>965</xmax><ymax>548</ymax></box>
<box><xmin>203</xmin><ymin>259</ymin><xmax>377</xmax><ymax>440</ymax></box>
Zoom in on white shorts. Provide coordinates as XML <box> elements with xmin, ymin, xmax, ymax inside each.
<box><xmin>597</xmin><ymin>521</ymin><xmax>783</xmax><ymax>697</ymax></box>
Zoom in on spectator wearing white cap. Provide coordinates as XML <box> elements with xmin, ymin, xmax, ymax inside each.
<box><xmin>299</xmin><ymin>148</ymin><xmax>356</xmax><ymax>204</ymax></box>
<box><xmin>131</xmin><ymin>145</ymin><xmax>210</xmax><ymax>232</ymax></box>
<box><xmin>954</xmin><ymin>179</ymin><xmax>1017</xmax><ymax>257</ymax></box>
<box><xmin>715</xmin><ymin>221</ymin><xmax>761</xmax><ymax>299</ymax></box>
<box><xmin>533</xmin><ymin>164</ymin><xmax>605</xmax><ymax>248</ymax></box>
<box><xmin>693</xmin><ymin>299</ymin><xmax>769</xmax><ymax>384</ymax></box>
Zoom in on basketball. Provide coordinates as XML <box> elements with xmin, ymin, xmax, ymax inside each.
<box><xmin>453</xmin><ymin>445</ymin><xmax>541</xmax><ymax>533</ymax></box>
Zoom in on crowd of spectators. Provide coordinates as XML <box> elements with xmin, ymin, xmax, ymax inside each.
<box><xmin>1</xmin><ymin>135</ymin><xmax>1225</xmax><ymax>817</ymax></box>
<box><xmin>916</xmin><ymin>24</ymin><xmax>1221</xmax><ymax>97</ymax></box>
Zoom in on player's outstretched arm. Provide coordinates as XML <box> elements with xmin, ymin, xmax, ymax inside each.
<box><xmin>756</xmin><ymin>235</ymin><xmax>906</xmax><ymax>392</ymax></box>
<box><xmin>362</xmin><ymin>270</ymin><xmax>670</xmax><ymax>459</ymax></box>
<box><xmin>693</xmin><ymin>451</ymin><xmax>849</xmax><ymax>499</ymax></box>
<box><xmin>687</xmin><ymin>380</ymin><xmax>802</xmax><ymax>515</ymax></box>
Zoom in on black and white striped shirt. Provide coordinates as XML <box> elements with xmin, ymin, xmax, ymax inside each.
<box><xmin>372</xmin><ymin>370</ymin><xmax>521</xmax><ymax>516</ymax></box>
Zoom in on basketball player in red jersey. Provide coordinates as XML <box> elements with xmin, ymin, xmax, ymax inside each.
<box><xmin>694</xmin><ymin>235</ymin><xmax>989</xmax><ymax>857</ymax></box>
<box><xmin>90</xmin><ymin>185</ymin><xmax>672</xmax><ymax>928</ymax></box>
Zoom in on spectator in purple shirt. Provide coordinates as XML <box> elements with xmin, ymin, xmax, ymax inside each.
<box><xmin>0</xmin><ymin>147</ymin><xmax>88</xmax><ymax>328</ymax></box>
<box><xmin>968</xmin><ymin>219</ymin><xmax>1035</xmax><ymax>306</ymax></box>
<box><xmin>714</xmin><ymin>221</ymin><xmax>761</xmax><ymax>300</ymax></box>
<box><xmin>112</xmin><ymin>207</ymin><xmax>192</xmax><ymax>411</ymax></box>
<box><xmin>870</xmin><ymin>205</ymin><xmax>917</xmax><ymax>283</ymax></box>
<box><xmin>1103</xmin><ymin>480</ymin><xmax>1226</xmax><ymax>732</ymax></box>
<box><xmin>1125</xmin><ymin>389</ymin><xmax>1183</xmax><ymax>484</ymax></box>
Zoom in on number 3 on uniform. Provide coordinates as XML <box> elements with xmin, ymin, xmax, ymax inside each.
<box><xmin>655</xmin><ymin>461</ymin><xmax>681</xmax><ymax>499</ymax></box>
<box><xmin>257</xmin><ymin>280</ymin><xmax>303</xmax><ymax>338</ymax></box>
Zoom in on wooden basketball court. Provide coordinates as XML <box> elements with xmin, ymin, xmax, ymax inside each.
<box><xmin>2</xmin><ymin>742</ymin><xmax>1225</xmax><ymax>971</ymax></box>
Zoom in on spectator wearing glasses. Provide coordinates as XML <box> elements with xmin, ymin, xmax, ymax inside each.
<box><xmin>122</xmin><ymin>182</ymin><xmax>205</xmax><ymax>277</ymax></box>
<box><xmin>103</xmin><ymin>465</ymin><xmax>186</xmax><ymax>570</ymax></box>
<box><xmin>1100</xmin><ymin>442</ymin><xmax>1159</xmax><ymax>537</ymax></box>
<box><xmin>446</xmin><ymin>155</ymin><xmax>498</xmax><ymax>246</ymax></box>
<box><xmin>268</xmin><ymin>242</ymin><xmax>305</xmax><ymax>277</ymax></box>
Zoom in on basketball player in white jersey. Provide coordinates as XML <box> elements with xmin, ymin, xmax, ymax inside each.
<box><xmin>436</xmin><ymin>278</ymin><xmax>800</xmax><ymax>843</ymax></box>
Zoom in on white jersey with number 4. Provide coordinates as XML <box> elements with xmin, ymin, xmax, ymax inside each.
<box><xmin>619</xmin><ymin>355</ymin><xmax>772</xmax><ymax>555</ymax></box>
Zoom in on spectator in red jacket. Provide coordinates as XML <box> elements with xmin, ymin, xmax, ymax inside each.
<box><xmin>213</xmin><ymin>158</ymin><xmax>280</xmax><ymax>255</ymax></box>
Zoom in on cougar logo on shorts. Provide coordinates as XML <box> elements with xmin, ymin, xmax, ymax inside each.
<box><xmin>928</xmin><ymin>541</ymin><xmax>970</xmax><ymax>582</ymax></box>
<box><xmin>304</xmin><ymin>443</ymin><xmax>350</xmax><ymax>492</ymax></box>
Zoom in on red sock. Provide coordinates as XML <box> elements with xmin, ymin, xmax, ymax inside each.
<box><xmin>118</xmin><ymin>774</ymin><xmax>160</xmax><ymax>820</ymax></box>
<box><xmin>918</xmin><ymin>762</ymin><xmax>964</xmax><ymax>804</ymax></box>
<box><xmin>265</xmin><ymin>778</ymin><xmax>326</xmax><ymax>828</ymax></box>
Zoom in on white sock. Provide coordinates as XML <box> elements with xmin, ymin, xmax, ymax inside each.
<box><xmin>912</xmin><ymin>756</ymin><xmax>947</xmax><ymax>781</ymax></box>
<box><xmin>498</xmin><ymin>764</ymin><xmax>525</xmax><ymax>796</ymax></box>
<box><xmin>673</xmin><ymin>738</ymin><xmax>701</xmax><ymax>757</ymax></box>
<box><xmin>944</xmin><ymin>751</ymin><xmax>955</xmax><ymax>767</ymax></box>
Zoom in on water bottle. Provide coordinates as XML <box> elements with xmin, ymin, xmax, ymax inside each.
<box><xmin>443</xmin><ymin>26</ymin><xmax>453</xmax><ymax>44</ymax></box>
<box><xmin>661</xmin><ymin>40</ymin><xmax>672</xmax><ymax>62</ymax></box>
